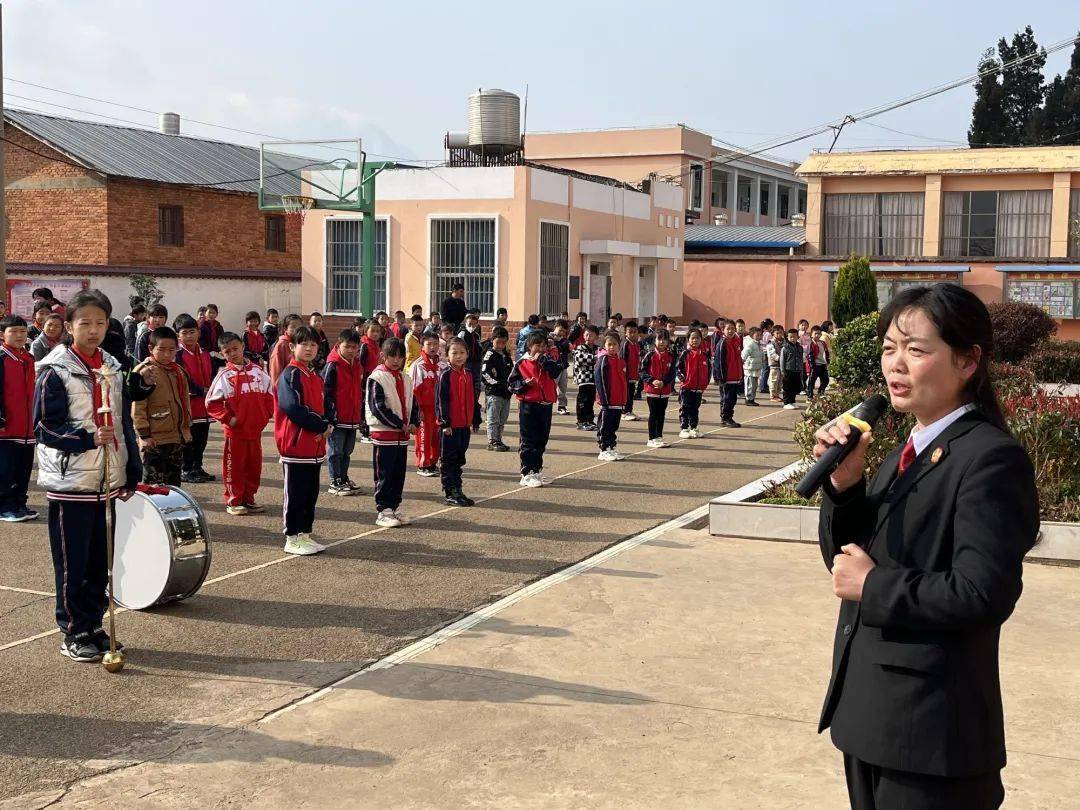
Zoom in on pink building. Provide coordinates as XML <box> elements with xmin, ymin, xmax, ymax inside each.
<box><xmin>524</xmin><ymin>125</ymin><xmax>806</xmax><ymax>228</ymax></box>
<box><xmin>683</xmin><ymin>145</ymin><xmax>1080</xmax><ymax>339</ymax></box>
<box><xmin>300</xmin><ymin>164</ymin><xmax>684</xmax><ymax>327</ymax></box>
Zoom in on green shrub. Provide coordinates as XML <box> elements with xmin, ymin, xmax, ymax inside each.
<box><xmin>828</xmin><ymin>312</ymin><xmax>884</xmax><ymax>390</ymax></box>
<box><xmin>129</xmin><ymin>274</ymin><xmax>164</xmax><ymax>309</ymax></box>
<box><xmin>1001</xmin><ymin>392</ymin><xmax>1080</xmax><ymax>522</ymax></box>
<box><xmin>987</xmin><ymin>301</ymin><xmax>1057</xmax><ymax>362</ymax></box>
<box><xmin>831</xmin><ymin>254</ymin><xmax>878</xmax><ymax>328</ymax></box>
<box><xmin>988</xmin><ymin>362</ymin><xmax>1038</xmax><ymax>398</ymax></box>
<box><xmin>1028</xmin><ymin>340</ymin><xmax>1080</xmax><ymax>384</ymax></box>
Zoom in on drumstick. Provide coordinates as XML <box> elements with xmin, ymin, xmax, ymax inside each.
<box><xmin>95</xmin><ymin>366</ymin><xmax>125</xmax><ymax>674</ymax></box>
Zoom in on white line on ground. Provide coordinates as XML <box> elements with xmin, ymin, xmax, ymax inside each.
<box><xmin>258</xmin><ymin>500</ymin><xmax>712</xmax><ymax>724</ymax></box>
<box><xmin>0</xmin><ymin>585</ymin><xmax>54</xmax><ymax>597</ymax></box>
<box><xmin>0</xmin><ymin>407</ymin><xmax>789</xmax><ymax>655</ymax></box>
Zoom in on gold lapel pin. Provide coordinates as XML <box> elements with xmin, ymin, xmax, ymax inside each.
<box><xmin>931</xmin><ymin>447</ymin><xmax>943</xmax><ymax>463</ymax></box>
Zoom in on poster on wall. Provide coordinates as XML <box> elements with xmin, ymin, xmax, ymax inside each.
<box><xmin>5</xmin><ymin>279</ymin><xmax>90</xmax><ymax>317</ymax></box>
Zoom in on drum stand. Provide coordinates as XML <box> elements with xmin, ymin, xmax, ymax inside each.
<box><xmin>95</xmin><ymin>367</ymin><xmax>125</xmax><ymax>674</ymax></box>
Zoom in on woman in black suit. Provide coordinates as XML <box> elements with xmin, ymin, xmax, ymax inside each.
<box><xmin>813</xmin><ymin>284</ymin><xmax>1039</xmax><ymax>809</ymax></box>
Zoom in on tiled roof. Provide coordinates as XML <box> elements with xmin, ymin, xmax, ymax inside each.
<box><xmin>685</xmin><ymin>225</ymin><xmax>806</xmax><ymax>248</ymax></box>
<box><xmin>5</xmin><ymin>109</ymin><xmax>304</xmax><ymax>195</ymax></box>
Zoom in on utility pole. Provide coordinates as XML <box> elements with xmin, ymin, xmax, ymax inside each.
<box><xmin>0</xmin><ymin>3</ymin><xmax>7</xmax><ymax>301</ymax></box>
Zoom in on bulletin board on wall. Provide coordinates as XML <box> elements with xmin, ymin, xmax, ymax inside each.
<box><xmin>1004</xmin><ymin>272</ymin><xmax>1080</xmax><ymax>319</ymax></box>
<box><xmin>5</xmin><ymin>279</ymin><xmax>90</xmax><ymax>316</ymax></box>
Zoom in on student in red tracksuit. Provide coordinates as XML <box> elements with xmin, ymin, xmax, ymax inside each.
<box><xmin>507</xmin><ymin>332</ymin><xmax>564</xmax><ymax>488</ymax></box>
<box><xmin>409</xmin><ymin>332</ymin><xmax>444</xmax><ymax>477</ymax></box>
<box><xmin>322</xmin><ymin>330</ymin><xmax>363</xmax><ymax>496</ymax></box>
<box><xmin>712</xmin><ymin>320</ymin><xmax>744</xmax><ymax>428</ymax></box>
<box><xmin>595</xmin><ymin>330</ymin><xmax>628</xmax><ymax>461</ymax></box>
<box><xmin>198</xmin><ymin>303</ymin><xmax>224</xmax><ymax>354</ymax></box>
<box><xmin>356</xmin><ymin>320</ymin><xmax>383</xmax><ymax>441</ymax></box>
<box><xmin>274</xmin><ymin>326</ymin><xmax>331</xmax><ymax>555</ymax></box>
<box><xmin>367</xmin><ymin>338</ymin><xmax>421</xmax><ymax>528</ymax></box>
<box><xmin>0</xmin><ymin>315</ymin><xmax>37</xmax><ymax>522</ymax></box>
<box><xmin>269</xmin><ymin>314</ymin><xmax>302</xmax><ymax>388</ymax></box>
<box><xmin>436</xmin><ymin>339</ymin><xmax>476</xmax><ymax>507</ymax></box>
<box><xmin>176</xmin><ymin>315</ymin><xmax>218</xmax><ymax>484</ymax></box>
<box><xmin>206</xmin><ymin>332</ymin><xmax>275</xmax><ymax>516</ymax></box>
<box><xmin>620</xmin><ymin>321</ymin><xmax>642</xmax><ymax>421</ymax></box>
<box><xmin>677</xmin><ymin>328</ymin><xmax>711</xmax><ymax>439</ymax></box>
<box><xmin>568</xmin><ymin>312</ymin><xmax>589</xmax><ymax>350</ymax></box>
<box><xmin>639</xmin><ymin>329</ymin><xmax>677</xmax><ymax>448</ymax></box>
<box><xmin>242</xmin><ymin>310</ymin><xmax>269</xmax><ymax>368</ymax></box>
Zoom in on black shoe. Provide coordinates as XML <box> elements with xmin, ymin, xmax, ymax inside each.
<box><xmin>198</xmin><ymin>468</ymin><xmax>216</xmax><ymax>482</ymax></box>
<box><xmin>584</xmin><ymin>422</ymin><xmax>597</xmax><ymax>431</ymax></box>
<box><xmin>745</xmin><ymin>401</ymin><xmax>760</xmax><ymax>406</ymax></box>
<box><xmin>61</xmin><ymin>633</ymin><xmax>102</xmax><ymax>662</ymax></box>
<box><xmin>494</xmin><ymin>442</ymin><xmax>510</xmax><ymax>452</ymax></box>
<box><xmin>487</xmin><ymin>442</ymin><xmax>500</xmax><ymax>451</ymax></box>
<box><xmin>444</xmin><ymin>491</ymin><xmax>473</xmax><ymax>507</ymax></box>
<box><xmin>721</xmin><ymin>419</ymin><xmax>742</xmax><ymax>428</ymax></box>
<box><xmin>557</xmin><ymin>407</ymin><xmax>570</xmax><ymax>416</ymax></box>
<box><xmin>92</xmin><ymin>627</ymin><xmax>125</xmax><ymax>654</ymax></box>
<box><xmin>180</xmin><ymin>470</ymin><xmax>197</xmax><ymax>483</ymax></box>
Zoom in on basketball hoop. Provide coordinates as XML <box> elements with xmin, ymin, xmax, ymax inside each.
<box><xmin>281</xmin><ymin>195</ymin><xmax>316</xmax><ymax>225</ymax></box>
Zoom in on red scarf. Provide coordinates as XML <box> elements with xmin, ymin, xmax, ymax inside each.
<box><xmin>227</xmin><ymin>361</ymin><xmax>254</xmax><ymax>409</ymax></box>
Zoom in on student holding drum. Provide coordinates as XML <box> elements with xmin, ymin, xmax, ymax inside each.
<box><xmin>32</xmin><ymin>290</ymin><xmax>155</xmax><ymax>663</ymax></box>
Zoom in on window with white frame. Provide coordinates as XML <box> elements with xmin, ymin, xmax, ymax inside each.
<box><xmin>539</xmin><ymin>221</ymin><xmax>569</xmax><ymax>317</ymax></box>
<box><xmin>1006</xmin><ymin>277</ymin><xmax>1078</xmax><ymax>318</ymax></box>
<box><xmin>824</xmin><ymin>192</ymin><xmax>924</xmax><ymax>257</ymax></box>
<box><xmin>710</xmin><ymin>168</ymin><xmax>728</xmax><ymax>209</ymax></box>
<box><xmin>943</xmin><ymin>190</ymin><xmax>1052</xmax><ymax>258</ymax></box>
<box><xmin>325</xmin><ymin>217</ymin><xmax>387</xmax><ymax>314</ymax></box>
<box><xmin>430</xmin><ymin>217</ymin><xmax>496</xmax><ymax>316</ymax></box>
<box><xmin>1069</xmin><ymin>189</ymin><xmax>1080</xmax><ymax>258</ymax></box>
<box><xmin>688</xmin><ymin>164</ymin><xmax>704</xmax><ymax>211</ymax></box>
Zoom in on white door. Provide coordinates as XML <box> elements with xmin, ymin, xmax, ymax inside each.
<box><xmin>637</xmin><ymin>264</ymin><xmax>655</xmax><ymax>320</ymax></box>
<box><xmin>589</xmin><ymin>262</ymin><xmax>609</xmax><ymax>324</ymax></box>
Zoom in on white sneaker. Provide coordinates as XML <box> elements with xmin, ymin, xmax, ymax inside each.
<box><xmin>283</xmin><ymin>535</ymin><xmax>322</xmax><ymax>556</ymax></box>
<box><xmin>783</xmin><ymin>403</ymin><xmax>797</xmax><ymax>410</ymax></box>
<box><xmin>623</xmin><ymin>412</ymin><xmax>639</xmax><ymax>421</ymax></box>
<box><xmin>538</xmin><ymin>473</ymin><xmax>553</xmax><ymax>485</ymax></box>
<box><xmin>376</xmin><ymin>509</ymin><xmax>403</xmax><ymax>528</ymax></box>
<box><xmin>521</xmin><ymin>473</ymin><xmax>544</xmax><ymax>488</ymax></box>
<box><xmin>612</xmin><ymin>450</ymin><xmax>628</xmax><ymax>460</ymax></box>
<box><xmin>597</xmin><ymin>449</ymin><xmax>616</xmax><ymax>461</ymax></box>
<box><xmin>646</xmin><ymin>438</ymin><xmax>661</xmax><ymax>448</ymax></box>
<box><xmin>678</xmin><ymin>429</ymin><xmax>691</xmax><ymax>439</ymax></box>
<box><xmin>300</xmin><ymin>533</ymin><xmax>327</xmax><ymax>552</ymax></box>
<box><xmin>393</xmin><ymin>509</ymin><xmax>412</xmax><ymax>525</ymax></box>
<box><xmin>416</xmin><ymin>467</ymin><xmax>438</xmax><ymax>477</ymax></box>
<box><xmin>689</xmin><ymin>429</ymin><xmax>701</xmax><ymax>439</ymax></box>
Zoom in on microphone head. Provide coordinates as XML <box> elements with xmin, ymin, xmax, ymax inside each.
<box><xmin>853</xmin><ymin>393</ymin><xmax>890</xmax><ymax>425</ymax></box>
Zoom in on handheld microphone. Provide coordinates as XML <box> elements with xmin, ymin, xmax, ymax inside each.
<box><xmin>795</xmin><ymin>394</ymin><xmax>889</xmax><ymax>498</ymax></box>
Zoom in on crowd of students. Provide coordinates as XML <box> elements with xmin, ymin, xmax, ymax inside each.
<box><xmin>0</xmin><ymin>286</ymin><xmax>832</xmax><ymax>662</ymax></box>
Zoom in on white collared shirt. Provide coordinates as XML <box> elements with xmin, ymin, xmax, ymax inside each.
<box><xmin>909</xmin><ymin>403</ymin><xmax>977</xmax><ymax>457</ymax></box>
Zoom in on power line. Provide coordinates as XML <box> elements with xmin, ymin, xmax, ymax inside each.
<box><xmin>651</xmin><ymin>32</ymin><xmax>1080</xmax><ymax>186</ymax></box>
<box><xmin>3</xmin><ymin>76</ymin><xmax>441</xmax><ymax>163</ymax></box>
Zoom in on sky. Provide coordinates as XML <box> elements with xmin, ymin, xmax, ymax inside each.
<box><xmin>4</xmin><ymin>0</ymin><xmax>1078</xmax><ymax>166</ymax></box>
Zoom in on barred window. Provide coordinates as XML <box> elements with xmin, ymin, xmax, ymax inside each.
<box><xmin>265</xmin><ymin>215</ymin><xmax>286</xmax><ymax>252</ymax></box>
<box><xmin>1006</xmin><ymin>279</ymin><xmax>1077</xmax><ymax>319</ymax></box>
<box><xmin>539</xmin><ymin>222</ymin><xmax>569</xmax><ymax>318</ymax></box>
<box><xmin>688</xmin><ymin>164</ymin><xmax>704</xmax><ymax>211</ymax></box>
<box><xmin>430</xmin><ymin>217</ymin><xmax>496</xmax><ymax>317</ymax></box>
<box><xmin>325</xmin><ymin>217</ymin><xmax>387</xmax><ymax>314</ymax></box>
<box><xmin>158</xmin><ymin>205</ymin><xmax>184</xmax><ymax>247</ymax></box>
<box><xmin>1069</xmin><ymin>189</ymin><xmax>1080</xmax><ymax>258</ymax></box>
<box><xmin>824</xmin><ymin>192</ymin><xmax>924</xmax><ymax>257</ymax></box>
<box><xmin>943</xmin><ymin>190</ymin><xmax>1051</xmax><ymax>258</ymax></box>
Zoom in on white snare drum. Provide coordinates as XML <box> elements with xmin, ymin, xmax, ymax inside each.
<box><xmin>113</xmin><ymin>486</ymin><xmax>211</xmax><ymax>610</ymax></box>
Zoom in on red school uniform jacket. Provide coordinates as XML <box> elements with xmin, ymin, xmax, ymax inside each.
<box><xmin>677</xmin><ymin>347</ymin><xmax>711</xmax><ymax>392</ymax></box>
<box><xmin>178</xmin><ymin>344</ymin><xmax>214</xmax><ymax>423</ymax></box>
<box><xmin>198</xmin><ymin>319</ymin><xmax>224</xmax><ymax>354</ymax></box>
<box><xmin>435</xmin><ymin>365</ymin><xmax>475</xmax><ymax>429</ymax></box>
<box><xmin>594</xmin><ymin>350</ymin><xmax>628</xmax><ymax>409</ymax></box>
<box><xmin>358</xmin><ymin>336</ymin><xmax>381</xmax><ymax>381</ymax></box>
<box><xmin>0</xmin><ymin>344</ymin><xmax>36</xmax><ymax>443</ymax></box>
<box><xmin>206</xmin><ymin>361</ymin><xmax>275</xmax><ymax>439</ymax></box>
<box><xmin>321</xmin><ymin>347</ymin><xmax>363</xmax><ymax>429</ymax></box>
<box><xmin>274</xmin><ymin>361</ymin><xmax>329</xmax><ymax>462</ymax></box>
<box><xmin>508</xmin><ymin>354</ymin><xmax>562</xmax><ymax>405</ymax></box>
<box><xmin>640</xmin><ymin>347</ymin><xmax>676</xmax><ymax>397</ymax></box>
<box><xmin>243</xmin><ymin>327</ymin><xmax>268</xmax><ymax>366</ymax></box>
<box><xmin>269</xmin><ymin>335</ymin><xmax>293</xmax><ymax>388</ymax></box>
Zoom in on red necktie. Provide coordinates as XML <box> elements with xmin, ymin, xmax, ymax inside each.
<box><xmin>898</xmin><ymin>437</ymin><xmax>917</xmax><ymax>475</ymax></box>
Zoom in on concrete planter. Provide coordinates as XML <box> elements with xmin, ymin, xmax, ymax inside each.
<box><xmin>709</xmin><ymin>462</ymin><xmax>1080</xmax><ymax>563</ymax></box>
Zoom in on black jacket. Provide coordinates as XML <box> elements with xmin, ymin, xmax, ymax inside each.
<box><xmin>818</xmin><ymin>410</ymin><xmax>1039</xmax><ymax>778</ymax></box>
<box><xmin>440</xmin><ymin>296</ymin><xmax>467</xmax><ymax>329</ymax></box>
<box><xmin>480</xmin><ymin>347</ymin><xmax>512</xmax><ymax>398</ymax></box>
<box><xmin>457</xmin><ymin>326</ymin><xmax>484</xmax><ymax>364</ymax></box>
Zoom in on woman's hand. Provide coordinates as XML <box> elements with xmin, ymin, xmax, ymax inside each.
<box><xmin>812</xmin><ymin>419</ymin><xmax>872</xmax><ymax>493</ymax></box>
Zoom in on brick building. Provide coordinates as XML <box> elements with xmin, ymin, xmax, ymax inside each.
<box><xmin>3</xmin><ymin>110</ymin><xmax>302</xmax><ymax>327</ymax></box>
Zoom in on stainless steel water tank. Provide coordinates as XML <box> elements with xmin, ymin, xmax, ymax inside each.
<box><xmin>467</xmin><ymin>89</ymin><xmax>520</xmax><ymax>155</ymax></box>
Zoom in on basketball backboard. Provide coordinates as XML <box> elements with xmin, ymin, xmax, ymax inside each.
<box><xmin>258</xmin><ymin>139</ymin><xmax>365</xmax><ymax>211</ymax></box>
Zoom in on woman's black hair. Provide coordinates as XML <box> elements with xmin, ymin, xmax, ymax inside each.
<box><xmin>65</xmin><ymin>289</ymin><xmax>112</xmax><ymax>321</ymax></box>
<box><xmin>877</xmin><ymin>284</ymin><xmax>1007</xmax><ymax>431</ymax></box>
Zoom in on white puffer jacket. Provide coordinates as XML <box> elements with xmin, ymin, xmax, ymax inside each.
<box><xmin>35</xmin><ymin>346</ymin><xmax>128</xmax><ymax>494</ymax></box>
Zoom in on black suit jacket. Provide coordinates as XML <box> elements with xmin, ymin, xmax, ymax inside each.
<box><xmin>818</xmin><ymin>409</ymin><xmax>1039</xmax><ymax>778</ymax></box>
